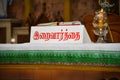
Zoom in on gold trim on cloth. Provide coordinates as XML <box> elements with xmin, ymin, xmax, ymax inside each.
<box><xmin>0</xmin><ymin>64</ymin><xmax>120</xmax><ymax>72</ymax></box>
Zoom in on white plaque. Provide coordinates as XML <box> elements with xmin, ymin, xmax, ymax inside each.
<box><xmin>30</xmin><ymin>25</ymin><xmax>91</xmax><ymax>43</ymax></box>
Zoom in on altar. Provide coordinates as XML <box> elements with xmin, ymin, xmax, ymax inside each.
<box><xmin>0</xmin><ymin>23</ymin><xmax>120</xmax><ymax>80</ymax></box>
<box><xmin>0</xmin><ymin>43</ymin><xmax>120</xmax><ymax>80</ymax></box>
<box><xmin>0</xmin><ymin>43</ymin><xmax>120</xmax><ymax>66</ymax></box>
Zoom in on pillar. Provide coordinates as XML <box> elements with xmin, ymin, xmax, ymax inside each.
<box><xmin>24</xmin><ymin>0</ymin><xmax>32</xmax><ymax>19</ymax></box>
<box><xmin>119</xmin><ymin>0</ymin><xmax>120</xmax><ymax>15</ymax></box>
<box><xmin>64</xmin><ymin>0</ymin><xmax>71</xmax><ymax>21</ymax></box>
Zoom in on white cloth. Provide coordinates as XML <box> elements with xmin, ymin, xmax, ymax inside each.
<box><xmin>0</xmin><ymin>43</ymin><xmax>120</xmax><ymax>51</ymax></box>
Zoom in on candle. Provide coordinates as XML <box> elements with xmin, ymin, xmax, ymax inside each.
<box><xmin>98</xmin><ymin>9</ymin><xmax>104</xmax><ymax>28</ymax></box>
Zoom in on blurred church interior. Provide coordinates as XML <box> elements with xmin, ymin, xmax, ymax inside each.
<box><xmin>0</xmin><ymin>0</ymin><xmax>120</xmax><ymax>80</ymax></box>
<box><xmin>0</xmin><ymin>0</ymin><xmax>120</xmax><ymax>43</ymax></box>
